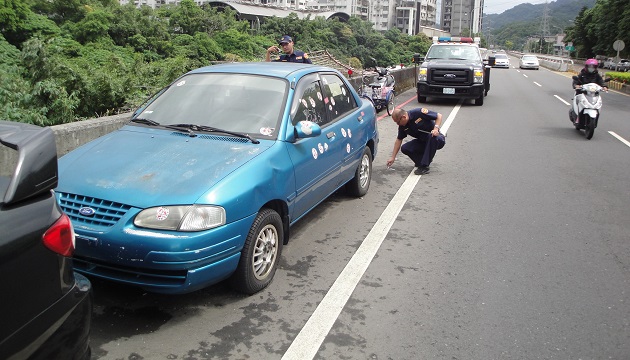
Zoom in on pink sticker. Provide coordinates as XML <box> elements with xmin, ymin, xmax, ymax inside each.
<box><xmin>156</xmin><ymin>207</ymin><xmax>169</xmax><ymax>221</ymax></box>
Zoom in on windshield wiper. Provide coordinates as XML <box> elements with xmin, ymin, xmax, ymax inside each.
<box><xmin>170</xmin><ymin>124</ymin><xmax>260</xmax><ymax>144</ymax></box>
<box><xmin>131</xmin><ymin>118</ymin><xmax>160</xmax><ymax>126</ymax></box>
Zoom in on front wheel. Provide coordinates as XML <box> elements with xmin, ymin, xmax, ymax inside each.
<box><xmin>230</xmin><ymin>208</ymin><xmax>283</xmax><ymax>294</ymax></box>
<box><xmin>585</xmin><ymin>124</ymin><xmax>595</xmax><ymax>139</ymax></box>
<box><xmin>475</xmin><ymin>94</ymin><xmax>484</xmax><ymax>106</ymax></box>
<box><xmin>417</xmin><ymin>93</ymin><xmax>426</xmax><ymax>103</ymax></box>
<box><xmin>346</xmin><ymin>147</ymin><xmax>372</xmax><ymax>197</ymax></box>
<box><xmin>386</xmin><ymin>93</ymin><xmax>395</xmax><ymax>115</ymax></box>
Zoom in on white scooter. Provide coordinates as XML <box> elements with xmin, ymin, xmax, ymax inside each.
<box><xmin>569</xmin><ymin>76</ymin><xmax>609</xmax><ymax>140</ymax></box>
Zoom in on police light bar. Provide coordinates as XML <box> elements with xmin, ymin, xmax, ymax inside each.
<box><xmin>435</xmin><ymin>36</ymin><xmax>474</xmax><ymax>43</ymax></box>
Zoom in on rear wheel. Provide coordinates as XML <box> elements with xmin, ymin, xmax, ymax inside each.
<box><xmin>346</xmin><ymin>147</ymin><xmax>372</xmax><ymax>197</ymax></box>
<box><xmin>230</xmin><ymin>208</ymin><xmax>283</xmax><ymax>294</ymax></box>
<box><xmin>386</xmin><ymin>93</ymin><xmax>395</xmax><ymax>115</ymax></box>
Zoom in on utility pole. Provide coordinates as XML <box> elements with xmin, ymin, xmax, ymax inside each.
<box><xmin>539</xmin><ymin>1</ymin><xmax>550</xmax><ymax>54</ymax></box>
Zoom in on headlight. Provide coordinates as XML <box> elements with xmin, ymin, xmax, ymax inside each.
<box><xmin>418</xmin><ymin>68</ymin><xmax>427</xmax><ymax>82</ymax></box>
<box><xmin>473</xmin><ymin>69</ymin><xmax>484</xmax><ymax>84</ymax></box>
<box><xmin>134</xmin><ymin>205</ymin><xmax>226</xmax><ymax>231</ymax></box>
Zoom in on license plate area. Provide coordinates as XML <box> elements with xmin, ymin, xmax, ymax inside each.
<box><xmin>443</xmin><ymin>88</ymin><xmax>455</xmax><ymax>94</ymax></box>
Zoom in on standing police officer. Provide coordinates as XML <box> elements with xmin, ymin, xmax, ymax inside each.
<box><xmin>386</xmin><ymin>108</ymin><xmax>445</xmax><ymax>175</ymax></box>
<box><xmin>266</xmin><ymin>35</ymin><xmax>312</xmax><ymax>64</ymax></box>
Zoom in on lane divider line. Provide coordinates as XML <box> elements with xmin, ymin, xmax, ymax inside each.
<box><xmin>609</xmin><ymin>131</ymin><xmax>630</xmax><ymax>148</ymax></box>
<box><xmin>281</xmin><ymin>99</ymin><xmax>462</xmax><ymax>360</ymax></box>
<box><xmin>554</xmin><ymin>95</ymin><xmax>571</xmax><ymax>106</ymax></box>
<box><xmin>534</xmin><ymin>82</ymin><xmax>542</xmax><ymax>87</ymax></box>
<box><xmin>523</xmin><ymin>74</ymin><xmax>529</xmax><ymax>78</ymax></box>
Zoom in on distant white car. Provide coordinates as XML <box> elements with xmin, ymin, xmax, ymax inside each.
<box><xmin>493</xmin><ymin>53</ymin><xmax>510</xmax><ymax>68</ymax></box>
<box><xmin>519</xmin><ymin>54</ymin><xmax>540</xmax><ymax>70</ymax></box>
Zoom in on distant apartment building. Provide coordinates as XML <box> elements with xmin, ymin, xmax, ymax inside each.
<box><xmin>441</xmin><ymin>0</ymin><xmax>483</xmax><ymax>36</ymax></box>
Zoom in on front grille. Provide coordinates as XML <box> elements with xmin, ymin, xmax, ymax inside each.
<box><xmin>58</xmin><ymin>192</ymin><xmax>131</xmax><ymax>227</ymax></box>
<box><xmin>74</xmin><ymin>256</ymin><xmax>187</xmax><ymax>286</ymax></box>
<box><xmin>429</xmin><ymin>68</ymin><xmax>471</xmax><ymax>86</ymax></box>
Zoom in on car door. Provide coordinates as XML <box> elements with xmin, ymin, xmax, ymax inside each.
<box><xmin>319</xmin><ymin>73</ymin><xmax>365</xmax><ymax>186</ymax></box>
<box><xmin>284</xmin><ymin>73</ymin><xmax>342</xmax><ymax>220</ymax></box>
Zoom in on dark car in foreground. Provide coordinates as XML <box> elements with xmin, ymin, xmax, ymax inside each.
<box><xmin>56</xmin><ymin>62</ymin><xmax>379</xmax><ymax>295</ymax></box>
<box><xmin>0</xmin><ymin>121</ymin><xmax>92</xmax><ymax>360</ymax></box>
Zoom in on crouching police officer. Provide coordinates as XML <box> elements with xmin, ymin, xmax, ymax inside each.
<box><xmin>386</xmin><ymin>108</ymin><xmax>445</xmax><ymax>175</ymax></box>
<box><xmin>266</xmin><ymin>35</ymin><xmax>312</xmax><ymax>64</ymax></box>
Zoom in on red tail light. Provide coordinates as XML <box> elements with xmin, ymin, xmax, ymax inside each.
<box><xmin>43</xmin><ymin>213</ymin><xmax>75</xmax><ymax>257</ymax></box>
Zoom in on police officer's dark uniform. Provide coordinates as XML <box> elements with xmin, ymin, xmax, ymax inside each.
<box><xmin>276</xmin><ymin>51</ymin><xmax>312</xmax><ymax>64</ymax></box>
<box><xmin>397</xmin><ymin>108</ymin><xmax>445</xmax><ymax>170</ymax></box>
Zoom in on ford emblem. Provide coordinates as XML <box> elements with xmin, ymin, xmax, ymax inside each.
<box><xmin>444</xmin><ymin>74</ymin><xmax>456</xmax><ymax>79</ymax></box>
<box><xmin>79</xmin><ymin>207</ymin><xmax>96</xmax><ymax>217</ymax></box>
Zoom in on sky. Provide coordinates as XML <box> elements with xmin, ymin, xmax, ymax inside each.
<box><xmin>483</xmin><ymin>0</ymin><xmax>551</xmax><ymax>14</ymax></box>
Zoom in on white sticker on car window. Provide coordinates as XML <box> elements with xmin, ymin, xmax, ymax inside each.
<box><xmin>143</xmin><ymin>110</ymin><xmax>153</xmax><ymax>114</ymax></box>
<box><xmin>317</xmin><ymin>92</ymin><xmax>322</xmax><ymax>101</ymax></box>
<box><xmin>301</xmin><ymin>99</ymin><xmax>308</xmax><ymax>108</ymax></box>
<box><xmin>260</xmin><ymin>127</ymin><xmax>274</xmax><ymax>136</ymax></box>
<box><xmin>309</xmin><ymin>97</ymin><xmax>316</xmax><ymax>108</ymax></box>
<box><xmin>176</xmin><ymin>81</ymin><xmax>186</xmax><ymax>87</ymax></box>
<box><xmin>341</xmin><ymin>87</ymin><xmax>347</xmax><ymax>96</ymax></box>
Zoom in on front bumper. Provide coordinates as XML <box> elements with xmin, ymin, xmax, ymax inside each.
<box><xmin>417</xmin><ymin>82</ymin><xmax>485</xmax><ymax>100</ymax></box>
<box><xmin>71</xmin><ymin>212</ymin><xmax>257</xmax><ymax>294</ymax></box>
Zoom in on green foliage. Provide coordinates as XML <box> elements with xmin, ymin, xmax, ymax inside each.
<box><xmin>2</xmin><ymin>0</ymin><xmax>433</xmax><ymax>126</ymax></box>
<box><xmin>606</xmin><ymin>71</ymin><xmax>630</xmax><ymax>83</ymax></box>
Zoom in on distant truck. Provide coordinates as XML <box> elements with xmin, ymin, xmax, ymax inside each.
<box><xmin>415</xmin><ymin>37</ymin><xmax>491</xmax><ymax>106</ymax></box>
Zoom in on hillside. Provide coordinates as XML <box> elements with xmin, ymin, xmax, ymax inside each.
<box><xmin>482</xmin><ymin>0</ymin><xmax>596</xmax><ymax>50</ymax></box>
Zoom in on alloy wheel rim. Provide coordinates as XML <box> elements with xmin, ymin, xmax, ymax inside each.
<box><xmin>252</xmin><ymin>224</ymin><xmax>278</xmax><ymax>280</ymax></box>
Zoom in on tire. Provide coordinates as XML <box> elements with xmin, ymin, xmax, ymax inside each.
<box><xmin>346</xmin><ymin>147</ymin><xmax>372</xmax><ymax>197</ymax></box>
<box><xmin>230</xmin><ymin>208</ymin><xmax>283</xmax><ymax>294</ymax></box>
<box><xmin>585</xmin><ymin>122</ymin><xmax>595</xmax><ymax>140</ymax></box>
<box><xmin>475</xmin><ymin>94</ymin><xmax>484</xmax><ymax>106</ymax></box>
<box><xmin>417</xmin><ymin>94</ymin><xmax>426</xmax><ymax>103</ymax></box>
<box><xmin>386</xmin><ymin>93</ymin><xmax>395</xmax><ymax>116</ymax></box>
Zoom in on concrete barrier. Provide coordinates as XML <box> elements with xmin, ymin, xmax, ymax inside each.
<box><xmin>42</xmin><ymin>67</ymin><xmax>418</xmax><ymax>160</ymax></box>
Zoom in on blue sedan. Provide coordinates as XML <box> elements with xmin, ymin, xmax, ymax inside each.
<box><xmin>56</xmin><ymin>63</ymin><xmax>379</xmax><ymax>294</ymax></box>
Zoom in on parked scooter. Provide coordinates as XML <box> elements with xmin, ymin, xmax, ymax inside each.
<box><xmin>358</xmin><ymin>58</ymin><xmax>396</xmax><ymax>116</ymax></box>
<box><xmin>569</xmin><ymin>75</ymin><xmax>609</xmax><ymax>140</ymax></box>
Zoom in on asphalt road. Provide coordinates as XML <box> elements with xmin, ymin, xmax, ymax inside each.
<box><xmin>88</xmin><ymin>57</ymin><xmax>630</xmax><ymax>360</ymax></box>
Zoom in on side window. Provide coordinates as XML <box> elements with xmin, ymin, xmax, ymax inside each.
<box><xmin>321</xmin><ymin>74</ymin><xmax>357</xmax><ymax>121</ymax></box>
<box><xmin>291</xmin><ymin>78</ymin><xmax>329</xmax><ymax>127</ymax></box>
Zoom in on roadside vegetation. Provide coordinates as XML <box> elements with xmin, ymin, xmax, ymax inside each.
<box><xmin>0</xmin><ymin>0</ymin><xmax>433</xmax><ymax>126</ymax></box>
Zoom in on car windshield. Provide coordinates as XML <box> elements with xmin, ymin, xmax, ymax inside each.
<box><xmin>495</xmin><ymin>54</ymin><xmax>508</xmax><ymax>59</ymax></box>
<box><xmin>522</xmin><ymin>56</ymin><xmax>538</xmax><ymax>61</ymax></box>
<box><xmin>135</xmin><ymin>73</ymin><xmax>288</xmax><ymax>139</ymax></box>
<box><xmin>426</xmin><ymin>45</ymin><xmax>481</xmax><ymax>61</ymax></box>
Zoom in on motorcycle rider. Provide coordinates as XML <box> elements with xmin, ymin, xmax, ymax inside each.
<box><xmin>571</xmin><ymin>58</ymin><xmax>607</xmax><ymax>124</ymax></box>
<box><xmin>573</xmin><ymin>59</ymin><xmax>608</xmax><ymax>91</ymax></box>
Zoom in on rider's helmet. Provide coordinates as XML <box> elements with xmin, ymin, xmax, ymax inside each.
<box><xmin>585</xmin><ymin>58</ymin><xmax>598</xmax><ymax>73</ymax></box>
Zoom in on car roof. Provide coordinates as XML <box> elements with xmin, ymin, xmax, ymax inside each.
<box><xmin>187</xmin><ymin>62</ymin><xmax>341</xmax><ymax>80</ymax></box>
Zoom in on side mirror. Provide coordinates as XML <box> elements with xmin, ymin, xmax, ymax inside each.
<box><xmin>294</xmin><ymin>121</ymin><xmax>322</xmax><ymax>139</ymax></box>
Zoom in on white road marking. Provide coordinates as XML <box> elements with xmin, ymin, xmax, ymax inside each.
<box><xmin>533</xmin><ymin>82</ymin><xmax>542</xmax><ymax>87</ymax></box>
<box><xmin>281</xmin><ymin>101</ymin><xmax>460</xmax><ymax>360</ymax></box>
<box><xmin>609</xmin><ymin>131</ymin><xmax>630</xmax><ymax>148</ymax></box>
<box><xmin>554</xmin><ymin>95</ymin><xmax>571</xmax><ymax>106</ymax></box>
<box><xmin>523</xmin><ymin>74</ymin><xmax>528</xmax><ymax>78</ymax></box>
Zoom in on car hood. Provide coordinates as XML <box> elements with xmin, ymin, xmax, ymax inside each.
<box><xmin>57</xmin><ymin>126</ymin><xmax>271</xmax><ymax>208</ymax></box>
<box><xmin>424</xmin><ymin>59</ymin><xmax>481</xmax><ymax>69</ymax></box>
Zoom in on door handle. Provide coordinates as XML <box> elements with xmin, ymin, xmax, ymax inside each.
<box><xmin>326</xmin><ymin>131</ymin><xmax>336</xmax><ymax>139</ymax></box>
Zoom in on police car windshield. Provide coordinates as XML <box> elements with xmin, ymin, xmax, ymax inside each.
<box><xmin>426</xmin><ymin>45</ymin><xmax>481</xmax><ymax>61</ymax></box>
